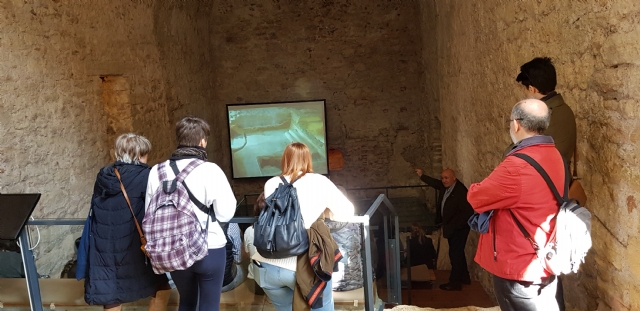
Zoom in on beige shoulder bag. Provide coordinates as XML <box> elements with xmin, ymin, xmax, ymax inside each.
<box><xmin>568</xmin><ymin>146</ymin><xmax>588</xmax><ymax>206</ymax></box>
<box><xmin>114</xmin><ymin>168</ymin><xmax>150</xmax><ymax>257</ymax></box>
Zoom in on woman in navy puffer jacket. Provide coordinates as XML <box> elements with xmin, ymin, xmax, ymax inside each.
<box><xmin>84</xmin><ymin>134</ymin><xmax>170</xmax><ymax>311</ymax></box>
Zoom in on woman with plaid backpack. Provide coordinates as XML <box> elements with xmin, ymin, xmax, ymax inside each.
<box><xmin>144</xmin><ymin>117</ymin><xmax>237</xmax><ymax>311</ymax></box>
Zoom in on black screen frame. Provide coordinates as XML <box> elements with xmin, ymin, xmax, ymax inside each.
<box><xmin>0</xmin><ymin>193</ymin><xmax>41</xmax><ymax>241</ymax></box>
<box><xmin>226</xmin><ymin>99</ymin><xmax>329</xmax><ymax>180</ymax></box>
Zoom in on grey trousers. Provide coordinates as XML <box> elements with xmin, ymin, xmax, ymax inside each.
<box><xmin>493</xmin><ymin>274</ymin><xmax>559</xmax><ymax>311</ymax></box>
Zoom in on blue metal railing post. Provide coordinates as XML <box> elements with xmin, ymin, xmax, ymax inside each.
<box><xmin>19</xmin><ymin>228</ymin><xmax>43</xmax><ymax>311</ymax></box>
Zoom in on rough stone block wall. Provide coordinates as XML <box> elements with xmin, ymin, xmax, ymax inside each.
<box><xmin>0</xmin><ymin>0</ymin><xmax>214</xmax><ymax>276</ymax></box>
<box><xmin>420</xmin><ymin>1</ymin><xmax>640</xmax><ymax>310</ymax></box>
<box><xmin>204</xmin><ymin>1</ymin><xmax>434</xmax><ymax>198</ymax></box>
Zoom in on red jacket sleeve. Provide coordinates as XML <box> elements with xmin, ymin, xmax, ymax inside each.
<box><xmin>467</xmin><ymin>157</ymin><xmax>522</xmax><ymax>213</ymax></box>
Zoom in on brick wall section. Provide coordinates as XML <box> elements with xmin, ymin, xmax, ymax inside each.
<box><xmin>420</xmin><ymin>1</ymin><xmax>640</xmax><ymax>310</ymax></box>
<box><xmin>204</xmin><ymin>1</ymin><xmax>431</xmax><ymax>197</ymax></box>
<box><xmin>418</xmin><ymin>0</ymin><xmax>443</xmax><ymax>178</ymax></box>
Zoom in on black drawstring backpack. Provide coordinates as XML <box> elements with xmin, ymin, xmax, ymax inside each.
<box><xmin>254</xmin><ymin>176</ymin><xmax>309</xmax><ymax>258</ymax></box>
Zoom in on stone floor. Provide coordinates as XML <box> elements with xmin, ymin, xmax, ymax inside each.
<box><xmin>0</xmin><ymin>277</ymin><xmax>373</xmax><ymax>311</ymax></box>
<box><xmin>2</xmin><ymin>306</ymin><xmax>365</xmax><ymax>311</ymax></box>
<box><xmin>1</xmin><ymin>270</ymin><xmax>496</xmax><ymax>311</ymax></box>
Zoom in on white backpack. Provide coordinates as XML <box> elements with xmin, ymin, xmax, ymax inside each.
<box><xmin>510</xmin><ymin>153</ymin><xmax>592</xmax><ymax>275</ymax></box>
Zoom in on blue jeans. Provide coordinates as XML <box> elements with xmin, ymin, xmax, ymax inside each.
<box><xmin>255</xmin><ymin>262</ymin><xmax>334</xmax><ymax>311</ymax></box>
<box><xmin>170</xmin><ymin>247</ymin><xmax>226</xmax><ymax>311</ymax></box>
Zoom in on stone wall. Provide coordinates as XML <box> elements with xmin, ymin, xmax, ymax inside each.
<box><xmin>420</xmin><ymin>1</ymin><xmax>640</xmax><ymax>310</ymax></box>
<box><xmin>0</xmin><ymin>0</ymin><xmax>214</xmax><ymax>276</ymax></box>
<box><xmin>0</xmin><ymin>0</ymin><xmax>437</xmax><ymax>275</ymax></box>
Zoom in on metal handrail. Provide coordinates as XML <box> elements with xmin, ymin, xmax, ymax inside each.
<box><xmin>346</xmin><ymin>184</ymin><xmax>430</xmax><ymax>191</ymax></box>
<box><xmin>345</xmin><ymin>184</ymin><xmax>433</xmax><ymax>204</ymax></box>
<box><xmin>19</xmin><ymin>194</ymin><xmax>402</xmax><ymax>311</ymax></box>
<box><xmin>363</xmin><ymin>194</ymin><xmax>403</xmax><ymax>305</ymax></box>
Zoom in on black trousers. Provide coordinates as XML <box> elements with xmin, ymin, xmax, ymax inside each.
<box><xmin>446</xmin><ymin>227</ymin><xmax>470</xmax><ymax>284</ymax></box>
<box><xmin>556</xmin><ymin>275</ymin><xmax>566</xmax><ymax>311</ymax></box>
<box><xmin>493</xmin><ymin>274</ymin><xmax>559</xmax><ymax>311</ymax></box>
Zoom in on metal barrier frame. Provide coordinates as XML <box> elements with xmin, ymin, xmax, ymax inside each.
<box><xmin>21</xmin><ymin>194</ymin><xmax>401</xmax><ymax>311</ymax></box>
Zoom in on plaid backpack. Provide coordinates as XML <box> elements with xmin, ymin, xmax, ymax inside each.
<box><xmin>143</xmin><ymin>159</ymin><xmax>215</xmax><ymax>274</ymax></box>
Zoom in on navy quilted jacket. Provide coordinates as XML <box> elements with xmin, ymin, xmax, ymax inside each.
<box><xmin>84</xmin><ymin>161</ymin><xmax>164</xmax><ymax>305</ymax></box>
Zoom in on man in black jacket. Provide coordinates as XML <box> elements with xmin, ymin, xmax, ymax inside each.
<box><xmin>414</xmin><ymin>168</ymin><xmax>474</xmax><ymax>291</ymax></box>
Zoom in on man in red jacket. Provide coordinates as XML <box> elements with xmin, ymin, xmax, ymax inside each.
<box><xmin>467</xmin><ymin>99</ymin><xmax>564</xmax><ymax>311</ymax></box>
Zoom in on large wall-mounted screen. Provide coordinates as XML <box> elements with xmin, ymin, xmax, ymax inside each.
<box><xmin>227</xmin><ymin>100</ymin><xmax>328</xmax><ymax>179</ymax></box>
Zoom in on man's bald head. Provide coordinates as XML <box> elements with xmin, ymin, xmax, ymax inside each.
<box><xmin>441</xmin><ymin>169</ymin><xmax>457</xmax><ymax>188</ymax></box>
<box><xmin>511</xmin><ymin>99</ymin><xmax>550</xmax><ymax>134</ymax></box>
<box><xmin>442</xmin><ymin>169</ymin><xmax>456</xmax><ymax>178</ymax></box>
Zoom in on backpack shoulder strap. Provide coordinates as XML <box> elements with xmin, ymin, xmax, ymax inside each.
<box><xmin>281</xmin><ymin>174</ymin><xmax>304</xmax><ymax>185</ymax></box>
<box><xmin>157</xmin><ymin>161</ymin><xmax>169</xmax><ymax>182</ymax></box>
<box><xmin>172</xmin><ymin>159</ymin><xmax>205</xmax><ymax>182</ymax></box>
<box><xmin>508</xmin><ymin>210</ymin><xmax>540</xmax><ymax>251</ymax></box>
<box><xmin>169</xmin><ymin>159</ymin><xmax>216</xmax><ymax>222</ymax></box>
<box><xmin>512</xmin><ymin>153</ymin><xmax>566</xmax><ymax>203</ymax></box>
<box><xmin>509</xmin><ymin>153</ymin><xmax>567</xmax><ymax>254</ymax></box>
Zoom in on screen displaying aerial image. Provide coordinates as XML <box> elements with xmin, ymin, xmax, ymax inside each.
<box><xmin>227</xmin><ymin>100</ymin><xmax>328</xmax><ymax>178</ymax></box>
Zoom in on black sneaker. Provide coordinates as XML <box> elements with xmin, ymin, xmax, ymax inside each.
<box><xmin>439</xmin><ymin>282</ymin><xmax>462</xmax><ymax>291</ymax></box>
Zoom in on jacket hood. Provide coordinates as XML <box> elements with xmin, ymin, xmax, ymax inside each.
<box><xmin>95</xmin><ymin>161</ymin><xmax>149</xmax><ymax>197</ymax></box>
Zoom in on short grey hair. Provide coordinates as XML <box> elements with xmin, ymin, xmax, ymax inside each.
<box><xmin>114</xmin><ymin>133</ymin><xmax>151</xmax><ymax>164</ymax></box>
<box><xmin>511</xmin><ymin>102</ymin><xmax>550</xmax><ymax>134</ymax></box>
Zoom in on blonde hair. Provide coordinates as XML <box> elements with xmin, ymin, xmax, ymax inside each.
<box><xmin>280</xmin><ymin>142</ymin><xmax>314</xmax><ymax>182</ymax></box>
<box><xmin>114</xmin><ymin>133</ymin><xmax>151</xmax><ymax>164</ymax></box>
<box><xmin>411</xmin><ymin>222</ymin><xmax>426</xmax><ymax>244</ymax></box>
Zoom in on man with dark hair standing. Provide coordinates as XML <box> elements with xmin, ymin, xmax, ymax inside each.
<box><xmin>414</xmin><ymin>168</ymin><xmax>474</xmax><ymax>291</ymax></box>
<box><xmin>469</xmin><ymin>99</ymin><xmax>564</xmax><ymax>311</ymax></box>
<box><xmin>516</xmin><ymin>57</ymin><xmax>575</xmax><ymax>310</ymax></box>
<box><xmin>515</xmin><ymin>57</ymin><xmax>576</xmax><ymax>165</ymax></box>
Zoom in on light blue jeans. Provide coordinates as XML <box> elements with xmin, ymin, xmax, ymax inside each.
<box><xmin>254</xmin><ymin>262</ymin><xmax>334</xmax><ymax>311</ymax></box>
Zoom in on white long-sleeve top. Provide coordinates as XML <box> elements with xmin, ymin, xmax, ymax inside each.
<box><xmin>252</xmin><ymin>173</ymin><xmax>355</xmax><ymax>271</ymax></box>
<box><xmin>145</xmin><ymin>159</ymin><xmax>237</xmax><ymax>249</ymax></box>
<box><xmin>244</xmin><ymin>226</ymin><xmax>257</xmax><ymax>279</ymax></box>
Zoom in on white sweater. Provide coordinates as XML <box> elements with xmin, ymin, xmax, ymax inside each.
<box><xmin>244</xmin><ymin>226</ymin><xmax>257</xmax><ymax>279</ymax></box>
<box><xmin>252</xmin><ymin>173</ymin><xmax>355</xmax><ymax>271</ymax></box>
<box><xmin>145</xmin><ymin>159</ymin><xmax>237</xmax><ymax>249</ymax></box>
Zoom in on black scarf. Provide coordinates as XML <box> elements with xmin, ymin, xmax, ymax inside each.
<box><xmin>540</xmin><ymin>91</ymin><xmax>558</xmax><ymax>102</ymax></box>
<box><xmin>170</xmin><ymin>145</ymin><xmax>208</xmax><ymax>161</ymax></box>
